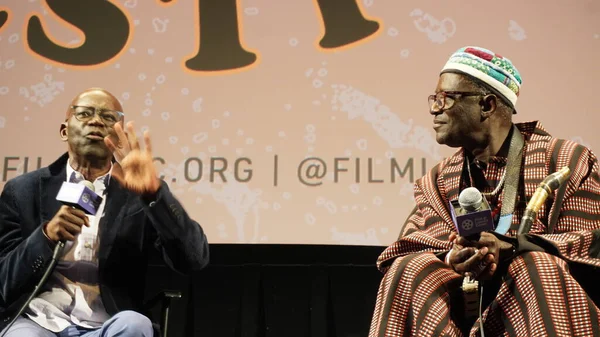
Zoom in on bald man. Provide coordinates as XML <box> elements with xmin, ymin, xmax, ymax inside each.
<box><xmin>0</xmin><ymin>88</ymin><xmax>209</xmax><ymax>336</ymax></box>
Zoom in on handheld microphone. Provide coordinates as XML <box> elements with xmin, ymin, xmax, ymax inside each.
<box><xmin>450</xmin><ymin>187</ymin><xmax>495</xmax><ymax>239</ymax></box>
<box><xmin>56</xmin><ymin>180</ymin><xmax>103</xmax><ymax>216</ymax></box>
<box><xmin>517</xmin><ymin>166</ymin><xmax>571</xmax><ymax>235</ymax></box>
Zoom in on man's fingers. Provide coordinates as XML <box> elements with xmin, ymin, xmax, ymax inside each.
<box><xmin>63</xmin><ymin>212</ymin><xmax>86</xmax><ymax>228</ymax></box>
<box><xmin>63</xmin><ymin>220</ymin><xmax>84</xmax><ymax>235</ymax></box>
<box><xmin>114</xmin><ymin>122</ymin><xmax>130</xmax><ymax>150</ymax></box>
<box><xmin>110</xmin><ymin>164</ymin><xmax>126</xmax><ymax>186</ymax></box>
<box><xmin>487</xmin><ymin>263</ymin><xmax>497</xmax><ymax>276</ymax></box>
<box><xmin>449</xmin><ymin>232</ymin><xmax>457</xmax><ymax>243</ymax></box>
<box><xmin>126</xmin><ymin>121</ymin><xmax>139</xmax><ymax>150</ymax></box>
<box><xmin>477</xmin><ymin>233</ymin><xmax>500</xmax><ymax>264</ymax></box>
<box><xmin>477</xmin><ymin>233</ymin><xmax>496</xmax><ymax>247</ymax></box>
<box><xmin>484</xmin><ymin>253</ymin><xmax>495</xmax><ymax>265</ymax></box>
<box><xmin>456</xmin><ymin>236</ymin><xmax>477</xmax><ymax>247</ymax></box>
<box><xmin>50</xmin><ymin>218</ymin><xmax>83</xmax><ymax>241</ymax></box>
<box><xmin>104</xmin><ymin>136</ymin><xmax>117</xmax><ymax>153</ymax></box>
<box><xmin>454</xmin><ymin>247</ymin><xmax>488</xmax><ymax>274</ymax></box>
<box><xmin>58</xmin><ymin>229</ymin><xmax>76</xmax><ymax>242</ymax></box>
<box><xmin>452</xmin><ymin>247</ymin><xmax>476</xmax><ymax>263</ymax></box>
<box><xmin>67</xmin><ymin>207</ymin><xmax>87</xmax><ymax>218</ymax></box>
<box><xmin>143</xmin><ymin>130</ymin><xmax>152</xmax><ymax>154</ymax></box>
<box><xmin>477</xmin><ymin>262</ymin><xmax>497</xmax><ymax>281</ymax></box>
<box><xmin>57</xmin><ymin>206</ymin><xmax>87</xmax><ymax>223</ymax></box>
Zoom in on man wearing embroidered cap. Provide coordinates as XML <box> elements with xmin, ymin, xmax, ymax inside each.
<box><xmin>369</xmin><ymin>47</ymin><xmax>600</xmax><ymax>336</ymax></box>
<box><xmin>441</xmin><ymin>47</ymin><xmax>521</xmax><ymax>110</ymax></box>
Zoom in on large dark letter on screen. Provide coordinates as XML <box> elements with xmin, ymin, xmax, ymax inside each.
<box><xmin>0</xmin><ymin>10</ymin><xmax>8</xmax><ymax>31</ymax></box>
<box><xmin>27</xmin><ymin>0</ymin><xmax>129</xmax><ymax>66</ymax></box>
<box><xmin>185</xmin><ymin>0</ymin><xmax>257</xmax><ymax>72</ymax></box>
<box><xmin>315</xmin><ymin>0</ymin><xmax>380</xmax><ymax>49</ymax></box>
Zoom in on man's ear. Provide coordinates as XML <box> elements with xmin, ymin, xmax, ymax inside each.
<box><xmin>59</xmin><ymin>122</ymin><xmax>68</xmax><ymax>141</ymax></box>
<box><xmin>480</xmin><ymin>94</ymin><xmax>498</xmax><ymax>118</ymax></box>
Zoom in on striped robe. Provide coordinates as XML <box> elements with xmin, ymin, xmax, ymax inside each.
<box><xmin>370</xmin><ymin>121</ymin><xmax>600</xmax><ymax>337</ymax></box>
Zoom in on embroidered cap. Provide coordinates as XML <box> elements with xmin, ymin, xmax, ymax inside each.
<box><xmin>441</xmin><ymin>46</ymin><xmax>522</xmax><ymax>113</ymax></box>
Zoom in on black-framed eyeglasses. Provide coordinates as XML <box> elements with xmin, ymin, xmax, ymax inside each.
<box><xmin>69</xmin><ymin>105</ymin><xmax>124</xmax><ymax>126</ymax></box>
<box><xmin>428</xmin><ymin>91</ymin><xmax>485</xmax><ymax>113</ymax></box>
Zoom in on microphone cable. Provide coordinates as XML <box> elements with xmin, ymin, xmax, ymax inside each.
<box><xmin>0</xmin><ymin>241</ymin><xmax>65</xmax><ymax>337</ymax></box>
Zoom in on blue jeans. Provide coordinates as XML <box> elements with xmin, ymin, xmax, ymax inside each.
<box><xmin>1</xmin><ymin>311</ymin><xmax>153</xmax><ymax>337</ymax></box>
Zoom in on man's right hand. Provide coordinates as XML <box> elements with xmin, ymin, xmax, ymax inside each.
<box><xmin>43</xmin><ymin>206</ymin><xmax>89</xmax><ymax>243</ymax></box>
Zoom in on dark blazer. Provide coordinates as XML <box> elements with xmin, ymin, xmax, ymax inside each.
<box><xmin>0</xmin><ymin>153</ymin><xmax>209</xmax><ymax>330</ymax></box>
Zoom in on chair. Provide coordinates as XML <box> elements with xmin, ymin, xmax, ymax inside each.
<box><xmin>144</xmin><ymin>290</ymin><xmax>182</xmax><ymax>337</ymax></box>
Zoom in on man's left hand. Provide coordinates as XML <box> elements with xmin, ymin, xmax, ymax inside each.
<box><xmin>104</xmin><ymin>121</ymin><xmax>160</xmax><ymax>196</ymax></box>
<box><xmin>455</xmin><ymin>232</ymin><xmax>513</xmax><ymax>280</ymax></box>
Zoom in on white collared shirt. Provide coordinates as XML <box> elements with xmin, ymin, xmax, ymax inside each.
<box><xmin>26</xmin><ymin>160</ymin><xmax>112</xmax><ymax>332</ymax></box>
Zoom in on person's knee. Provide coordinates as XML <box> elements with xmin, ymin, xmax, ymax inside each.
<box><xmin>111</xmin><ymin>310</ymin><xmax>153</xmax><ymax>336</ymax></box>
<box><xmin>517</xmin><ymin>251</ymin><xmax>562</xmax><ymax>265</ymax></box>
<box><xmin>510</xmin><ymin>251</ymin><xmax>566</xmax><ymax>274</ymax></box>
<box><xmin>0</xmin><ymin>317</ymin><xmax>55</xmax><ymax>337</ymax></box>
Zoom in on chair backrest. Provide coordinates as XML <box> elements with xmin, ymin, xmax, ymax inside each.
<box><xmin>145</xmin><ymin>290</ymin><xmax>183</xmax><ymax>337</ymax></box>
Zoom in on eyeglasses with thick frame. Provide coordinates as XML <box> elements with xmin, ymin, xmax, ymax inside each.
<box><xmin>428</xmin><ymin>91</ymin><xmax>487</xmax><ymax>113</ymax></box>
<box><xmin>69</xmin><ymin>105</ymin><xmax>125</xmax><ymax>126</ymax></box>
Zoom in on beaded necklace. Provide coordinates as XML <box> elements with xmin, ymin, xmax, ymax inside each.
<box><xmin>466</xmin><ymin>160</ymin><xmax>506</xmax><ymax>222</ymax></box>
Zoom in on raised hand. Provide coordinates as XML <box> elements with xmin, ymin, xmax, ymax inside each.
<box><xmin>104</xmin><ymin>121</ymin><xmax>160</xmax><ymax>196</ymax></box>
